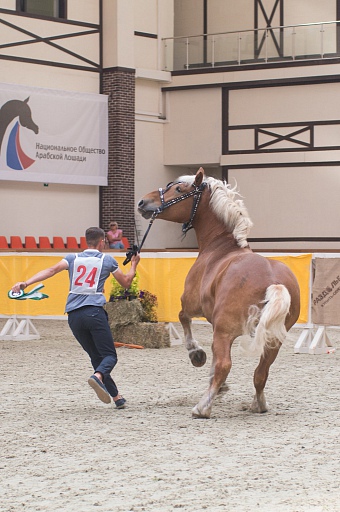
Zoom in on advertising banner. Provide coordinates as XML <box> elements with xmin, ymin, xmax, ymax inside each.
<box><xmin>312</xmin><ymin>258</ymin><xmax>340</xmax><ymax>325</ymax></box>
<box><xmin>0</xmin><ymin>253</ymin><xmax>311</xmax><ymax>323</ymax></box>
<box><xmin>0</xmin><ymin>82</ymin><xmax>108</xmax><ymax>186</ymax></box>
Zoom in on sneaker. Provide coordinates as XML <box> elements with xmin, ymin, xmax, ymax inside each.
<box><xmin>88</xmin><ymin>375</ymin><xmax>111</xmax><ymax>404</ymax></box>
<box><xmin>114</xmin><ymin>397</ymin><xmax>126</xmax><ymax>409</ymax></box>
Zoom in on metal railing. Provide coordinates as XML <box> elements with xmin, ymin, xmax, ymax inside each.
<box><xmin>162</xmin><ymin>20</ymin><xmax>340</xmax><ymax>72</ymax></box>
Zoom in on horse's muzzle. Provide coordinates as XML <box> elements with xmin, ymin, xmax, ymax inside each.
<box><xmin>138</xmin><ymin>208</ymin><xmax>154</xmax><ymax>219</ymax></box>
<box><xmin>137</xmin><ymin>200</ymin><xmax>155</xmax><ymax>219</ymax></box>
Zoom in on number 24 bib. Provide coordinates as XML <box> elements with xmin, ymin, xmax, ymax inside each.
<box><xmin>70</xmin><ymin>255</ymin><xmax>104</xmax><ymax>295</ymax></box>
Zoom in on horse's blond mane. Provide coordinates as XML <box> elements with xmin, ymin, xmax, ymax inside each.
<box><xmin>177</xmin><ymin>174</ymin><xmax>253</xmax><ymax>248</ymax></box>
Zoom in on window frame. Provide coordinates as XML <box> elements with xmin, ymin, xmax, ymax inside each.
<box><xmin>16</xmin><ymin>0</ymin><xmax>67</xmax><ymax>19</ymax></box>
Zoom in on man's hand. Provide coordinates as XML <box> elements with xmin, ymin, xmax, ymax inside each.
<box><xmin>131</xmin><ymin>254</ymin><xmax>140</xmax><ymax>265</ymax></box>
<box><xmin>11</xmin><ymin>282</ymin><xmax>27</xmax><ymax>293</ymax></box>
<box><xmin>123</xmin><ymin>244</ymin><xmax>139</xmax><ymax>265</ymax></box>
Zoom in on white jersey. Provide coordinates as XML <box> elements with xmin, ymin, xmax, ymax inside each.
<box><xmin>70</xmin><ymin>255</ymin><xmax>104</xmax><ymax>295</ymax></box>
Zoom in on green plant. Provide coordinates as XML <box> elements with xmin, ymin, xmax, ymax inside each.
<box><xmin>109</xmin><ymin>274</ymin><xmax>158</xmax><ymax>322</ymax></box>
<box><xmin>110</xmin><ymin>272</ymin><xmax>140</xmax><ymax>300</ymax></box>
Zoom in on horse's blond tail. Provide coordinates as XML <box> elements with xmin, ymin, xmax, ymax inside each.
<box><xmin>244</xmin><ymin>284</ymin><xmax>291</xmax><ymax>356</ymax></box>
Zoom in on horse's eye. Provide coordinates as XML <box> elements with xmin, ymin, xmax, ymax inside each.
<box><xmin>176</xmin><ymin>185</ymin><xmax>181</xmax><ymax>193</ymax></box>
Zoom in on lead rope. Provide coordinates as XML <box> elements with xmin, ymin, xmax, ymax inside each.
<box><xmin>123</xmin><ymin>212</ymin><xmax>157</xmax><ymax>265</ymax></box>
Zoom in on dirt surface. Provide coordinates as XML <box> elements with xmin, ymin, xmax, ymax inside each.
<box><xmin>1</xmin><ymin>319</ymin><xmax>339</xmax><ymax>512</ymax></box>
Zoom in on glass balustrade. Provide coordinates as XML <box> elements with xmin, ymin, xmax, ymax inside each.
<box><xmin>162</xmin><ymin>21</ymin><xmax>340</xmax><ymax>72</ymax></box>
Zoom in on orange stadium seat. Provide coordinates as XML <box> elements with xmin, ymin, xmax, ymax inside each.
<box><xmin>53</xmin><ymin>236</ymin><xmax>65</xmax><ymax>249</ymax></box>
<box><xmin>10</xmin><ymin>236</ymin><xmax>23</xmax><ymax>249</ymax></box>
<box><xmin>0</xmin><ymin>236</ymin><xmax>8</xmax><ymax>249</ymax></box>
<box><xmin>39</xmin><ymin>236</ymin><xmax>52</xmax><ymax>249</ymax></box>
<box><xmin>66</xmin><ymin>236</ymin><xmax>79</xmax><ymax>249</ymax></box>
<box><xmin>121</xmin><ymin>237</ymin><xmax>130</xmax><ymax>249</ymax></box>
<box><xmin>79</xmin><ymin>236</ymin><xmax>88</xmax><ymax>249</ymax></box>
<box><xmin>25</xmin><ymin>236</ymin><xmax>38</xmax><ymax>249</ymax></box>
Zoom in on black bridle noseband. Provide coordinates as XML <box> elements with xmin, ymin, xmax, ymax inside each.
<box><xmin>123</xmin><ymin>180</ymin><xmax>206</xmax><ymax>265</ymax></box>
<box><xmin>156</xmin><ymin>180</ymin><xmax>207</xmax><ymax>233</ymax></box>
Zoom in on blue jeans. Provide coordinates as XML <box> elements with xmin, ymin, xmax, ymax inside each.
<box><xmin>68</xmin><ymin>306</ymin><xmax>119</xmax><ymax>397</ymax></box>
<box><xmin>109</xmin><ymin>241</ymin><xmax>125</xmax><ymax>249</ymax></box>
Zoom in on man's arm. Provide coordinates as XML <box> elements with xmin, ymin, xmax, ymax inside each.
<box><xmin>112</xmin><ymin>254</ymin><xmax>140</xmax><ymax>289</ymax></box>
<box><xmin>11</xmin><ymin>260</ymin><xmax>69</xmax><ymax>293</ymax></box>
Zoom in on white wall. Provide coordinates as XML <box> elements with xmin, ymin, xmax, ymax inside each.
<box><xmin>208</xmin><ymin>0</ymin><xmax>255</xmax><ymax>33</ymax></box>
<box><xmin>284</xmin><ymin>0</ymin><xmax>335</xmax><ymax>25</ymax></box>
<box><xmin>68</xmin><ymin>0</ymin><xmax>99</xmax><ymax>24</ymax></box>
<box><xmin>174</xmin><ymin>0</ymin><xmax>203</xmax><ymax>37</ymax></box>
<box><xmin>134</xmin><ymin>0</ymin><xmax>158</xmax><ymax>33</ymax></box>
<box><xmin>163</xmin><ymin>88</ymin><xmax>222</xmax><ymax>166</ymax></box>
<box><xmin>1</xmin><ymin>61</ymin><xmax>100</xmax><ymax>93</ymax></box>
<box><xmin>102</xmin><ymin>0</ymin><xmax>134</xmax><ymax>69</ymax></box>
<box><xmin>0</xmin><ymin>182</ymin><xmax>99</xmax><ymax>240</ymax></box>
<box><xmin>231</xmin><ymin>166</ymin><xmax>340</xmax><ymax>238</ymax></box>
<box><xmin>0</xmin><ymin>0</ymin><xmax>15</xmax><ymax>9</ymax></box>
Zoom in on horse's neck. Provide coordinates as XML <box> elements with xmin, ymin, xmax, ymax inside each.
<box><xmin>195</xmin><ymin>226</ymin><xmax>239</xmax><ymax>253</ymax></box>
<box><xmin>193</xmin><ymin>209</ymin><xmax>237</xmax><ymax>253</ymax></box>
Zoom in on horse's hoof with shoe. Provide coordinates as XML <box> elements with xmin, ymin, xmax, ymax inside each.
<box><xmin>188</xmin><ymin>348</ymin><xmax>207</xmax><ymax>367</ymax></box>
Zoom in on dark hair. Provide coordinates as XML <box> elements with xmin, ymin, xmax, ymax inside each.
<box><xmin>85</xmin><ymin>227</ymin><xmax>105</xmax><ymax>247</ymax></box>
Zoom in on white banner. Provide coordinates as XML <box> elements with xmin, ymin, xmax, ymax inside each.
<box><xmin>0</xmin><ymin>82</ymin><xmax>108</xmax><ymax>186</ymax></box>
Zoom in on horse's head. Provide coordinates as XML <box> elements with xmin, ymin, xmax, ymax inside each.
<box><xmin>18</xmin><ymin>97</ymin><xmax>39</xmax><ymax>134</ymax></box>
<box><xmin>138</xmin><ymin>168</ymin><xmax>206</xmax><ymax>229</ymax></box>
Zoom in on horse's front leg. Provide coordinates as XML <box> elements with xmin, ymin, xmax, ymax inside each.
<box><xmin>192</xmin><ymin>333</ymin><xmax>233</xmax><ymax>419</ymax></box>
<box><xmin>179</xmin><ymin>309</ymin><xmax>207</xmax><ymax>367</ymax></box>
<box><xmin>209</xmin><ymin>356</ymin><xmax>229</xmax><ymax>393</ymax></box>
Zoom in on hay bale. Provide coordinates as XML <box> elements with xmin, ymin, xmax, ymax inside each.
<box><xmin>111</xmin><ymin>322</ymin><xmax>170</xmax><ymax>349</ymax></box>
<box><xmin>105</xmin><ymin>300</ymin><xmax>143</xmax><ymax>327</ymax></box>
<box><xmin>105</xmin><ymin>300</ymin><xmax>170</xmax><ymax>348</ymax></box>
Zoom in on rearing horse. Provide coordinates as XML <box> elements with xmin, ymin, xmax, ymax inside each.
<box><xmin>138</xmin><ymin>168</ymin><xmax>300</xmax><ymax>419</ymax></box>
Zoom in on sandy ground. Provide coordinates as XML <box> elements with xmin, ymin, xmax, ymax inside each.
<box><xmin>0</xmin><ymin>319</ymin><xmax>339</xmax><ymax>512</ymax></box>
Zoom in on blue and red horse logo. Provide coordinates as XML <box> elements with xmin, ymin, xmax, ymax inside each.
<box><xmin>0</xmin><ymin>97</ymin><xmax>39</xmax><ymax>170</ymax></box>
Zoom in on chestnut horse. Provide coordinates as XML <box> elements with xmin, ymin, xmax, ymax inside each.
<box><xmin>138</xmin><ymin>168</ymin><xmax>300</xmax><ymax>418</ymax></box>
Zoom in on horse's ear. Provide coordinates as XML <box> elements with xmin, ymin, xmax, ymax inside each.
<box><xmin>24</xmin><ymin>97</ymin><xmax>29</xmax><ymax>103</ymax></box>
<box><xmin>194</xmin><ymin>167</ymin><xmax>204</xmax><ymax>186</ymax></box>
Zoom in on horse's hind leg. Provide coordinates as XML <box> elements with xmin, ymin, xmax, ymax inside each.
<box><xmin>179</xmin><ymin>309</ymin><xmax>207</xmax><ymax>367</ymax></box>
<box><xmin>250</xmin><ymin>345</ymin><xmax>280</xmax><ymax>413</ymax></box>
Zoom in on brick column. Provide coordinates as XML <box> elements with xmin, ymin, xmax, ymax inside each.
<box><xmin>100</xmin><ymin>67</ymin><xmax>135</xmax><ymax>245</ymax></box>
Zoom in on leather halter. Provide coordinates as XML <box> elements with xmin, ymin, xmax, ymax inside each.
<box><xmin>155</xmin><ymin>181</ymin><xmax>207</xmax><ymax>234</ymax></box>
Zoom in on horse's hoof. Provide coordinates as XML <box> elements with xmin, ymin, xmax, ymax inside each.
<box><xmin>249</xmin><ymin>399</ymin><xmax>268</xmax><ymax>413</ymax></box>
<box><xmin>218</xmin><ymin>383</ymin><xmax>229</xmax><ymax>394</ymax></box>
<box><xmin>192</xmin><ymin>405</ymin><xmax>210</xmax><ymax>419</ymax></box>
<box><xmin>189</xmin><ymin>349</ymin><xmax>207</xmax><ymax>367</ymax></box>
